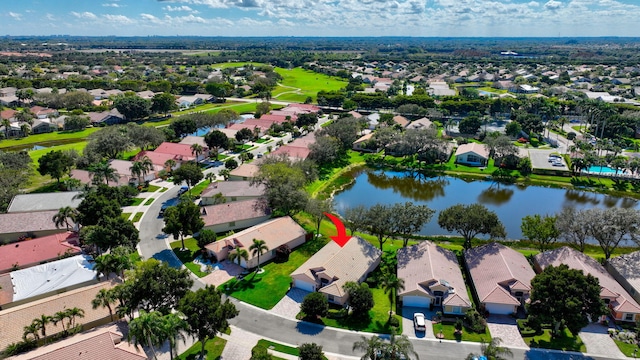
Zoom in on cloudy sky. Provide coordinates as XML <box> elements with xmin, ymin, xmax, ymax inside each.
<box><xmin>3</xmin><ymin>0</ymin><xmax>640</xmax><ymax>37</ymax></box>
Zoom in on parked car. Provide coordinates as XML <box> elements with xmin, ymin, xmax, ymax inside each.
<box><xmin>413</xmin><ymin>313</ymin><xmax>426</xmax><ymax>332</ymax></box>
<box><xmin>159</xmin><ymin>204</ymin><xmax>169</xmax><ymax>216</ymax></box>
<box><xmin>178</xmin><ymin>186</ymin><xmax>188</xmax><ymax>195</ymax></box>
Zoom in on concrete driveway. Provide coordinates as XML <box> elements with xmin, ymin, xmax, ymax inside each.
<box><xmin>401</xmin><ymin>307</ymin><xmax>435</xmax><ymax>339</ymax></box>
<box><xmin>271</xmin><ymin>288</ymin><xmax>310</xmax><ymax>319</ymax></box>
<box><xmin>579</xmin><ymin>322</ymin><xmax>626</xmax><ymax>359</ymax></box>
<box><xmin>200</xmin><ymin>261</ymin><xmax>244</xmax><ymax>287</ymax></box>
<box><xmin>528</xmin><ymin>149</ymin><xmax>570</xmax><ymax>171</ymax></box>
<box><xmin>486</xmin><ymin>315</ymin><xmax>529</xmax><ymax>349</ymax></box>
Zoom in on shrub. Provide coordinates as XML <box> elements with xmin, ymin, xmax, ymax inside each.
<box><xmin>530</xmin><ymin>137</ymin><xmax>539</xmax><ymax>147</ymax></box>
<box><xmin>2</xmin><ymin>340</ymin><xmax>37</xmax><ymax>357</ymax></box>
<box><xmin>301</xmin><ymin>292</ymin><xmax>328</xmax><ymax>319</ymax></box>
<box><xmin>455</xmin><ymin>318</ymin><xmax>464</xmax><ymax>331</ymax></box>
<box><xmin>274</xmin><ymin>244</ymin><xmax>291</xmax><ymax>263</ymax></box>
<box><xmin>251</xmin><ymin>345</ymin><xmax>272</xmax><ymax>360</ymax></box>
<box><xmin>464</xmin><ymin>309</ymin><xmax>487</xmax><ymax>333</ymax></box>
<box><xmin>567</xmin><ymin>131</ymin><xmax>577</xmax><ymax>140</ymax></box>
<box><xmin>456</xmin><ymin>137</ymin><xmax>469</xmax><ymax>145</ymax></box>
<box><xmin>298</xmin><ymin>343</ymin><xmax>324</xmax><ymax>360</ymax></box>
<box><xmin>389</xmin><ymin>316</ymin><xmax>400</xmax><ymax>328</ymax></box>
<box><xmin>225</xmin><ymin>158</ymin><xmax>238</xmax><ymax>170</ymax></box>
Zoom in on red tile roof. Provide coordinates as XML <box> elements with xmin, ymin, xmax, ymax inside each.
<box><xmin>270</xmin><ymin>146</ymin><xmax>310</xmax><ymax>160</ymax></box>
<box><xmin>153</xmin><ymin>142</ymin><xmax>199</xmax><ymax>160</ymax></box>
<box><xmin>259</xmin><ymin>114</ymin><xmax>295</xmax><ymax>124</ymax></box>
<box><xmin>132</xmin><ymin>151</ymin><xmax>181</xmax><ymax>167</ymax></box>
<box><xmin>0</xmin><ymin>232</ymin><xmax>80</xmax><ymax>273</ymax></box>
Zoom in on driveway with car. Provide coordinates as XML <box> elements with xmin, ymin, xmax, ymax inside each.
<box><xmin>402</xmin><ymin>307</ymin><xmax>435</xmax><ymax>338</ymax></box>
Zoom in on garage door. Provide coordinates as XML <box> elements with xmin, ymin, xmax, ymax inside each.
<box><xmin>485</xmin><ymin>303</ymin><xmax>516</xmax><ymax>315</ymax></box>
<box><xmin>402</xmin><ymin>296</ymin><xmax>430</xmax><ymax>308</ymax></box>
<box><xmin>293</xmin><ymin>279</ymin><xmax>315</xmax><ymax>292</ymax></box>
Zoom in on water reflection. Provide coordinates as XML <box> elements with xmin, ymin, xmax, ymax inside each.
<box><xmin>366</xmin><ymin>170</ymin><xmax>448</xmax><ymax>202</ymax></box>
<box><xmin>477</xmin><ymin>185</ymin><xmax>515</xmax><ymax>206</ymax></box>
<box><xmin>564</xmin><ymin>190</ymin><xmax>601</xmax><ymax>206</ymax></box>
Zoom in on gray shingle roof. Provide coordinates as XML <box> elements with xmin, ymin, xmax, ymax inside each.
<box><xmin>7</xmin><ymin>192</ymin><xmax>82</xmax><ymax>213</ymax></box>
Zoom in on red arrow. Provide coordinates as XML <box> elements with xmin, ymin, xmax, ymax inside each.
<box><xmin>324</xmin><ymin>212</ymin><xmax>351</xmax><ymax>247</ymax></box>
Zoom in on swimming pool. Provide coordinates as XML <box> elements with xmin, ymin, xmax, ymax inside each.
<box><xmin>587</xmin><ymin>165</ymin><xmax>618</xmax><ymax>174</ymax></box>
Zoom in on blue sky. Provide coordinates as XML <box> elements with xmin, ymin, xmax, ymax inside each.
<box><xmin>3</xmin><ymin>0</ymin><xmax>640</xmax><ymax>37</ymax></box>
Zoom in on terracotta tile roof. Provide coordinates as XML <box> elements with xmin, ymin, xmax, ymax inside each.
<box><xmin>270</xmin><ymin>146</ymin><xmax>310</xmax><ymax>160</ymax></box>
<box><xmin>534</xmin><ymin>246</ymin><xmax>640</xmax><ymax>315</ymax></box>
<box><xmin>9</xmin><ymin>322</ymin><xmax>147</xmax><ymax>360</ymax></box>
<box><xmin>259</xmin><ymin>114</ymin><xmax>295</xmax><ymax>124</ymax></box>
<box><xmin>0</xmin><ymin>232</ymin><xmax>80</xmax><ymax>273</ymax></box>
<box><xmin>201</xmin><ymin>181</ymin><xmax>265</xmax><ymax>198</ymax></box>
<box><xmin>397</xmin><ymin>241</ymin><xmax>471</xmax><ymax>308</ymax></box>
<box><xmin>455</xmin><ymin>143</ymin><xmax>489</xmax><ymax>159</ymax></box>
<box><xmin>465</xmin><ymin>242</ymin><xmax>535</xmax><ymax>306</ymax></box>
<box><xmin>608</xmin><ymin>250</ymin><xmax>640</xmax><ymax>298</ymax></box>
<box><xmin>392</xmin><ymin>115</ymin><xmax>409</xmax><ymax>127</ymax></box>
<box><xmin>291</xmin><ymin>237</ymin><xmax>381</xmax><ymax>298</ymax></box>
<box><xmin>153</xmin><ymin>142</ymin><xmax>199</xmax><ymax>160</ymax></box>
<box><xmin>201</xmin><ymin>199</ymin><xmax>271</xmax><ymax>226</ymax></box>
<box><xmin>0</xmin><ymin>280</ymin><xmax>118</xmax><ymax>350</ymax></box>
<box><xmin>0</xmin><ymin>210</ymin><xmax>66</xmax><ymax>236</ymax></box>
<box><xmin>132</xmin><ymin>151</ymin><xmax>181</xmax><ymax>167</ymax></box>
<box><xmin>206</xmin><ymin>216</ymin><xmax>306</xmax><ymax>262</ymax></box>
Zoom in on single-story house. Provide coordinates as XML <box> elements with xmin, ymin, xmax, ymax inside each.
<box><xmin>465</xmin><ymin>242</ymin><xmax>536</xmax><ymax>315</ymax></box>
<box><xmin>30</xmin><ymin>119</ymin><xmax>58</xmax><ymax>134</ymax></box>
<box><xmin>397</xmin><ymin>241</ymin><xmax>472</xmax><ymax>315</ymax></box>
<box><xmin>260</xmin><ymin>114</ymin><xmax>296</xmax><ymax>124</ymax></box>
<box><xmin>0</xmin><ymin>210</ymin><xmax>71</xmax><ymax>244</ymax></box>
<box><xmin>179</xmin><ymin>135</ymin><xmax>208</xmax><ymax>149</ymax></box>
<box><xmin>455</xmin><ymin>143</ymin><xmax>489</xmax><ymax>166</ymax></box>
<box><xmin>534</xmin><ymin>247</ymin><xmax>640</xmax><ymax>323</ymax></box>
<box><xmin>352</xmin><ymin>133</ymin><xmax>376</xmax><ymax>152</ymax></box>
<box><xmin>109</xmin><ymin>159</ymin><xmax>162</xmax><ymax>185</ymax></box>
<box><xmin>607</xmin><ymin>250</ymin><xmax>640</xmax><ymax>305</ymax></box>
<box><xmin>9</xmin><ymin>323</ymin><xmax>147</xmax><ymax>360</ymax></box>
<box><xmin>0</xmin><ymin>254</ymin><xmax>97</xmax><ymax>308</ymax></box>
<box><xmin>0</xmin><ymin>109</ymin><xmax>17</xmax><ymax>120</ymax></box>
<box><xmin>0</xmin><ymin>232</ymin><xmax>80</xmax><ymax>274</ymax></box>
<box><xmin>177</xmin><ymin>95</ymin><xmax>205</xmax><ymax>108</ymax></box>
<box><xmin>7</xmin><ymin>191</ymin><xmax>82</xmax><ymax>213</ymax></box>
<box><xmin>132</xmin><ymin>150</ymin><xmax>183</xmax><ymax>170</ymax></box>
<box><xmin>86</xmin><ymin>109</ymin><xmax>124</xmax><ymax>126</ymax></box>
<box><xmin>270</xmin><ymin>145</ymin><xmax>311</xmax><ymax>160</ymax></box>
<box><xmin>29</xmin><ymin>106</ymin><xmax>58</xmax><ymax>119</ymax></box>
<box><xmin>136</xmin><ymin>90</ymin><xmax>157</xmax><ymax>100</ymax></box>
<box><xmin>229</xmin><ymin>164</ymin><xmax>260</xmax><ymax>181</ymax></box>
<box><xmin>0</xmin><ymin>87</ymin><xmax>17</xmax><ymax>97</ymax></box>
<box><xmin>201</xmin><ymin>199</ymin><xmax>271</xmax><ymax>234</ymax></box>
<box><xmin>206</xmin><ymin>216</ymin><xmax>306</xmax><ymax>268</ymax></box>
<box><xmin>392</xmin><ymin>115</ymin><xmax>410</xmax><ymax>128</ymax></box>
<box><xmin>406</xmin><ymin>117</ymin><xmax>434</xmax><ymax>130</ymax></box>
<box><xmin>70</xmin><ymin>169</ymin><xmax>130</xmax><ymax>187</ymax></box>
<box><xmin>200</xmin><ymin>181</ymin><xmax>265</xmax><ymax>205</ymax></box>
<box><xmin>154</xmin><ymin>142</ymin><xmax>208</xmax><ymax>162</ymax></box>
<box><xmin>0</xmin><ymin>280</ymin><xmax>118</xmax><ymax>351</ymax></box>
<box><xmin>291</xmin><ymin>237</ymin><xmax>382</xmax><ymax>306</ymax></box>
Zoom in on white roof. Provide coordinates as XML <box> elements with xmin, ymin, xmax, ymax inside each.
<box><xmin>10</xmin><ymin>255</ymin><xmax>96</xmax><ymax>301</ymax></box>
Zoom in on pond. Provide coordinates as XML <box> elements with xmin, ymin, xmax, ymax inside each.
<box><xmin>187</xmin><ymin>114</ymin><xmax>253</xmax><ymax>137</ymax></box>
<box><xmin>333</xmin><ymin>168</ymin><xmax>640</xmax><ymax>241</ymax></box>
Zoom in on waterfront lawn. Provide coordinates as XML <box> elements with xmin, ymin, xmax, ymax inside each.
<box><xmin>223</xmin><ymin>236</ymin><xmax>328</xmax><ymax>309</ymax></box>
<box><xmin>0</xmin><ymin>128</ymin><xmax>99</xmax><ymax>149</ymax></box>
<box><xmin>524</xmin><ymin>328</ymin><xmax>586</xmax><ymax>352</ymax></box>
<box><xmin>170</xmin><ymin>238</ymin><xmax>208</xmax><ymax>278</ymax></box>
<box><xmin>177</xmin><ymin>337</ymin><xmax>226</xmax><ymax>360</ymax></box>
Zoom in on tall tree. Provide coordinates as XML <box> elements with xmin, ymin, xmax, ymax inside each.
<box><xmin>178</xmin><ymin>286</ymin><xmax>239</xmax><ymax>360</ymax></box>
<box><xmin>89</xmin><ymin>161</ymin><xmax>120</xmax><ymax>185</ymax></box>
<box><xmin>300</xmin><ymin>292</ymin><xmax>329</xmax><ymax>319</ymax></box>
<box><xmin>32</xmin><ymin>314</ymin><xmax>53</xmax><ymax>339</ymax></box>
<box><xmin>92</xmin><ymin>288</ymin><xmax>117</xmax><ymax>322</ymax></box>
<box><xmin>114</xmin><ymin>95</ymin><xmax>152</xmax><ymax>121</ymax></box>
<box><xmin>228</xmin><ymin>248</ymin><xmax>249</xmax><ymax>267</ymax></box>
<box><xmin>128</xmin><ymin>310</ymin><xmax>164</xmax><ymax>360</ymax></box>
<box><xmin>528</xmin><ymin>264</ymin><xmax>607</xmax><ymax>336</ymax></box>
<box><xmin>190</xmin><ymin>143</ymin><xmax>204</xmax><ymax>162</ymax></box>
<box><xmin>84</xmin><ymin>126</ymin><xmax>133</xmax><ymax>160</ymax></box>
<box><xmin>555</xmin><ymin>207</ymin><xmax>591</xmax><ymax>252</ymax></box>
<box><xmin>162</xmin><ymin>199</ymin><xmax>204</xmax><ymax>250</ymax></box>
<box><xmin>520</xmin><ymin>214</ymin><xmax>559</xmax><ymax>252</ymax></box>
<box><xmin>253</xmin><ymin>160</ymin><xmax>310</xmax><ymax>216</ymax></box>
<box><xmin>363</xmin><ymin>203</ymin><xmax>395</xmax><ymax>250</ymax></box>
<box><xmin>172</xmin><ymin>161</ymin><xmax>203</xmax><ymax>191</ymax></box>
<box><xmin>381</xmin><ymin>274</ymin><xmax>405</xmax><ymax>318</ymax></box>
<box><xmin>585</xmin><ymin>207</ymin><xmax>640</xmax><ymax>259</ymax></box>
<box><xmin>151</xmin><ymin>92</ymin><xmax>178</xmax><ymax>116</ymax></box>
<box><xmin>126</xmin><ymin>123</ymin><xmax>166</xmax><ymax>151</ymax></box>
<box><xmin>159</xmin><ymin>312</ymin><xmax>189</xmax><ymax>360</ymax></box>
<box><xmin>204</xmin><ymin>130</ymin><xmax>230</xmax><ymax>160</ymax></box>
<box><xmin>305</xmin><ymin>198</ymin><xmax>333</xmax><ymax>237</ymax></box>
<box><xmin>249</xmin><ymin>239</ymin><xmax>269</xmax><ymax>271</ymax></box>
<box><xmin>438</xmin><ymin>203</ymin><xmax>506</xmax><ymax>250</ymax></box>
<box><xmin>76</xmin><ymin>192</ymin><xmax>122</xmax><ymax>226</ymax></box>
<box><xmin>37</xmin><ymin>150</ymin><xmax>74</xmax><ymax>183</ymax></box>
<box><xmin>391</xmin><ymin>202</ymin><xmax>435</xmax><ymax>247</ymax></box>
<box><xmin>343</xmin><ymin>282</ymin><xmax>374</xmax><ymax>318</ymax></box>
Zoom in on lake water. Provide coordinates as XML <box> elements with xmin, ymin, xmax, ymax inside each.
<box><xmin>188</xmin><ymin>114</ymin><xmax>253</xmax><ymax>137</ymax></box>
<box><xmin>333</xmin><ymin>168</ymin><xmax>640</xmax><ymax>240</ymax></box>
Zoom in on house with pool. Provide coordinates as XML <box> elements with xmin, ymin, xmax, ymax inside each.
<box><xmin>397</xmin><ymin>241</ymin><xmax>471</xmax><ymax>315</ymax></box>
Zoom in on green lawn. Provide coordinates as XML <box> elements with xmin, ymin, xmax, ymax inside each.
<box><xmin>523</xmin><ymin>328</ymin><xmax>586</xmax><ymax>352</ymax></box>
<box><xmin>177</xmin><ymin>337</ymin><xmax>226</xmax><ymax>360</ymax></box>
<box><xmin>274</xmin><ymin>67</ymin><xmax>347</xmax><ymax>103</ymax></box>
<box><xmin>144</xmin><ymin>198</ymin><xmax>155</xmax><ymax>205</ymax></box>
<box><xmin>0</xmin><ymin>128</ymin><xmax>99</xmax><ymax>149</ymax></box>
<box><xmin>209</xmin><ymin>62</ymin><xmax>268</xmax><ymax>68</ymax></box>
<box><xmin>132</xmin><ymin>212</ymin><xmax>144</xmax><ymax>222</ymax></box>
<box><xmin>170</xmin><ymin>238</ymin><xmax>209</xmax><ymax>278</ymax></box>
<box><xmin>128</xmin><ymin>198</ymin><xmax>144</xmax><ymax>206</ymax></box>
<box><xmin>172</xmin><ymin>101</ymin><xmax>242</xmax><ymax>116</ymax></box>
<box><xmin>223</xmin><ymin>237</ymin><xmax>328</xmax><ymax>309</ymax></box>
<box><xmin>141</xmin><ymin>184</ymin><xmax>161</xmax><ymax>192</ymax></box>
<box><xmin>121</xmin><ymin>212</ymin><xmax>131</xmax><ymax>220</ymax></box>
<box><xmin>613</xmin><ymin>339</ymin><xmax>639</xmax><ymax>357</ymax></box>
<box><xmin>432</xmin><ymin>322</ymin><xmax>491</xmax><ymax>343</ymax></box>
<box><xmin>190</xmin><ymin>179</ymin><xmax>212</xmax><ymax>197</ymax></box>
<box><xmin>320</xmin><ymin>287</ymin><xmax>403</xmax><ymax>334</ymax></box>
<box><xmin>256</xmin><ymin>339</ymin><xmax>299</xmax><ymax>356</ymax></box>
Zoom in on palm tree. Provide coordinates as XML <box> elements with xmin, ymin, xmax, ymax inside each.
<box><xmin>128</xmin><ymin>310</ymin><xmax>164</xmax><ymax>360</ymax></box>
<box><xmin>190</xmin><ymin>143</ymin><xmax>204</xmax><ymax>162</ymax></box>
<box><xmin>386</xmin><ymin>330</ymin><xmax>419</xmax><ymax>360</ymax></box>
<box><xmin>130</xmin><ymin>160</ymin><xmax>145</xmax><ymax>186</ymax></box>
<box><xmin>249</xmin><ymin>239</ymin><xmax>269</xmax><ymax>272</ymax></box>
<box><xmin>92</xmin><ymin>288</ymin><xmax>117</xmax><ymax>322</ymax></box>
<box><xmin>466</xmin><ymin>337</ymin><xmax>513</xmax><ymax>360</ymax></box>
<box><xmin>52</xmin><ymin>310</ymin><xmax>69</xmax><ymax>334</ymax></box>
<box><xmin>2</xmin><ymin>118</ymin><xmax>10</xmax><ymax>139</ymax></box>
<box><xmin>89</xmin><ymin>162</ymin><xmax>120</xmax><ymax>185</ymax></box>
<box><xmin>381</xmin><ymin>274</ymin><xmax>405</xmax><ymax>317</ymax></box>
<box><xmin>53</xmin><ymin>206</ymin><xmax>78</xmax><ymax>231</ymax></box>
<box><xmin>94</xmin><ymin>254</ymin><xmax>116</xmax><ymax>280</ymax></box>
<box><xmin>228</xmin><ymin>247</ymin><xmax>249</xmax><ymax>267</ymax></box>
<box><xmin>159</xmin><ymin>313</ymin><xmax>188</xmax><ymax>360</ymax></box>
<box><xmin>32</xmin><ymin>314</ymin><xmax>53</xmax><ymax>339</ymax></box>
<box><xmin>130</xmin><ymin>156</ymin><xmax>154</xmax><ymax>185</ymax></box>
<box><xmin>22</xmin><ymin>323</ymin><xmax>40</xmax><ymax>342</ymax></box>
<box><xmin>352</xmin><ymin>334</ymin><xmax>385</xmax><ymax>360</ymax></box>
<box><xmin>20</xmin><ymin>123</ymin><xmax>30</xmax><ymax>137</ymax></box>
<box><xmin>164</xmin><ymin>159</ymin><xmax>177</xmax><ymax>173</ymax></box>
<box><xmin>66</xmin><ymin>307</ymin><xmax>85</xmax><ymax>329</ymax></box>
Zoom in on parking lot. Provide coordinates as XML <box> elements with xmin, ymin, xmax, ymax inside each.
<box><xmin>528</xmin><ymin>149</ymin><xmax>569</xmax><ymax>171</ymax></box>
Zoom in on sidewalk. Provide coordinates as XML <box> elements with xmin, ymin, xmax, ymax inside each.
<box><xmin>122</xmin><ymin>180</ymin><xmax>174</xmax><ymax>226</ymax></box>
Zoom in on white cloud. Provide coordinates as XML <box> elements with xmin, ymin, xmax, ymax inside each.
<box><xmin>8</xmin><ymin>12</ymin><xmax>22</xmax><ymax>20</ymax></box>
<box><xmin>71</xmin><ymin>11</ymin><xmax>98</xmax><ymax>20</ymax></box>
<box><xmin>164</xmin><ymin>5</ymin><xmax>195</xmax><ymax>11</ymax></box>
<box><xmin>45</xmin><ymin>13</ymin><xmax>56</xmax><ymax>21</ymax></box>
<box><xmin>104</xmin><ymin>14</ymin><xmax>136</xmax><ymax>24</ymax></box>
<box><xmin>544</xmin><ymin>0</ymin><xmax>562</xmax><ymax>10</ymax></box>
<box><xmin>103</xmin><ymin>3</ymin><xmax>121</xmax><ymax>7</ymax></box>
